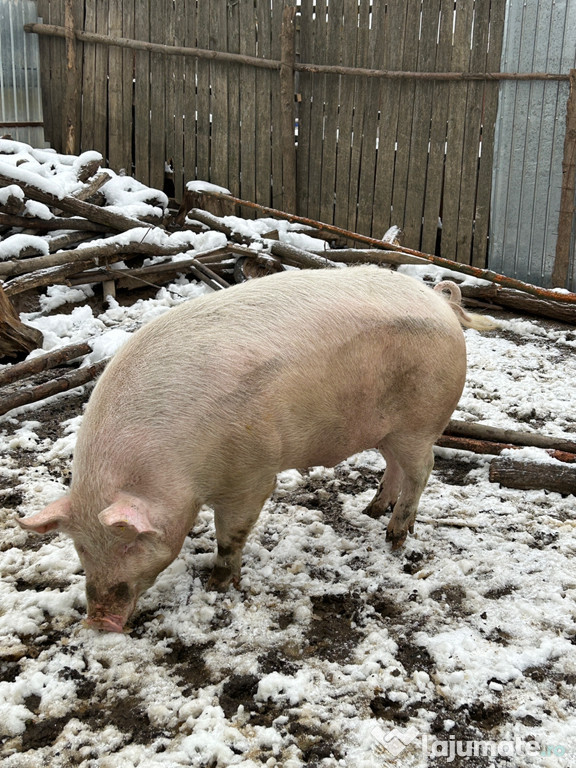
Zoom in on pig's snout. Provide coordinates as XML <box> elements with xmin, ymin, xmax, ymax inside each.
<box><xmin>85</xmin><ymin>611</ymin><xmax>126</xmax><ymax>633</ymax></box>
<box><xmin>85</xmin><ymin>581</ymin><xmax>134</xmax><ymax>632</ymax></box>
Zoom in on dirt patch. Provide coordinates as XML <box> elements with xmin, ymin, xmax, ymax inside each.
<box><xmin>304</xmin><ymin>592</ymin><xmax>364</xmax><ymax>663</ymax></box>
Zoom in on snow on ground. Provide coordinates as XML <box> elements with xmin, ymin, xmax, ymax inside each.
<box><xmin>1</xmin><ymin>143</ymin><xmax>575</xmax><ymax>767</ymax></box>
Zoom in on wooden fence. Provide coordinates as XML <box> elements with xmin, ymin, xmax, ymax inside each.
<box><xmin>21</xmin><ymin>1</ymin><xmax>576</xmax><ymax>286</ymax></box>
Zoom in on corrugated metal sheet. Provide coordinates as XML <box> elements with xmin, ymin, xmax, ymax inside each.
<box><xmin>490</xmin><ymin>0</ymin><xmax>576</xmax><ymax>289</ymax></box>
<box><xmin>0</xmin><ymin>0</ymin><xmax>46</xmax><ymax>147</ymax></box>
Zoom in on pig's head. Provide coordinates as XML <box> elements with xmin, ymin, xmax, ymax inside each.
<box><xmin>18</xmin><ymin>493</ymin><xmax>177</xmax><ymax>632</ymax></box>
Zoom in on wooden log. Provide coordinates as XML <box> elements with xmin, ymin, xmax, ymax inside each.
<box><xmin>269</xmin><ymin>241</ymin><xmax>339</xmax><ymax>270</ymax></box>
<box><xmin>437</xmin><ymin>434</ymin><xmax>576</xmax><ymax>463</ymax></box>
<box><xmin>328</xmin><ymin>248</ymin><xmax>427</xmax><ymax>266</ymax></box>
<box><xmin>446</xmin><ymin>419</ymin><xmax>576</xmax><ymax>454</ymax></box>
<box><xmin>0</xmin><ymin>360</ymin><xmax>107</xmax><ymax>417</ymax></box>
<box><xmin>0</xmin><ymin>341</ymin><xmax>92</xmax><ymax>386</ymax></box>
<box><xmin>0</xmin><ymin>189</ymin><xmax>26</xmax><ymax>216</ymax></box>
<box><xmin>73</xmin><ymin>170</ymin><xmax>110</xmax><ymax>200</ymax></box>
<box><xmin>0</xmin><ymin>239</ymin><xmax>188</xmax><ymax>280</ymax></box>
<box><xmin>0</xmin><ymin>167</ymin><xmax>152</xmax><ymax>234</ymax></box>
<box><xmin>192</xmin><ymin>190</ymin><xmax>576</xmax><ymax>305</ymax></box>
<box><xmin>0</xmin><ymin>212</ymin><xmax>108</xmax><ymax>233</ymax></box>
<box><xmin>489</xmin><ymin>458</ymin><xmax>576</xmax><ymax>496</ymax></box>
<box><xmin>459</xmin><ymin>284</ymin><xmax>576</xmax><ymax>324</ymax></box>
<box><xmin>0</xmin><ymin>284</ymin><xmax>44</xmax><ymax>359</ymax></box>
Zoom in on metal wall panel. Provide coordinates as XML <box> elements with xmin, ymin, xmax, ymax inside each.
<box><xmin>0</xmin><ymin>0</ymin><xmax>46</xmax><ymax>147</ymax></box>
<box><xmin>490</xmin><ymin>0</ymin><xmax>576</xmax><ymax>288</ymax></box>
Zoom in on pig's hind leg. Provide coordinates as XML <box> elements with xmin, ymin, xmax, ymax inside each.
<box><xmin>207</xmin><ymin>477</ymin><xmax>276</xmax><ymax>591</ymax></box>
<box><xmin>364</xmin><ymin>447</ymin><xmax>403</xmax><ymax>519</ymax></box>
<box><xmin>380</xmin><ymin>434</ymin><xmax>435</xmax><ymax>551</ymax></box>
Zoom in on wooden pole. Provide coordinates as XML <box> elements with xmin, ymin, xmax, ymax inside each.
<box><xmin>24</xmin><ymin>23</ymin><xmax>570</xmax><ymax>82</ymax></box>
<box><xmin>64</xmin><ymin>0</ymin><xmax>78</xmax><ymax>155</ymax></box>
<box><xmin>280</xmin><ymin>6</ymin><xmax>297</xmax><ymax>214</ymax></box>
<box><xmin>552</xmin><ymin>68</ymin><xmax>576</xmax><ymax>288</ymax></box>
<box><xmin>191</xmin><ymin>189</ymin><xmax>576</xmax><ymax>304</ymax></box>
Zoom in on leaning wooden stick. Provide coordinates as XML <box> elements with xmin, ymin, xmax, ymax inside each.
<box><xmin>189</xmin><ymin>189</ymin><xmax>576</xmax><ymax>304</ymax></box>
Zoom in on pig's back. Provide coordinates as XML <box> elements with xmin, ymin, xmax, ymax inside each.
<box><xmin>77</xmin><ymin>267</ymin><xmax>466</xmax><ymax>488</ymax></box>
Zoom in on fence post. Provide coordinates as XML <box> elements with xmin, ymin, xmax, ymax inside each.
<box><xmin>552</xmin><ymin>68</ymin><xmax>576</xmax><ymax>288</ymax></box>
<box><xmin>64</xmin><ymin>0</ymin><xmax>79</xmax><ymax>155</ymax></box>
<box><xmin>280</xmin><ymin>5</ymin><xmax>297</xmax><ymax>214</ymax></box>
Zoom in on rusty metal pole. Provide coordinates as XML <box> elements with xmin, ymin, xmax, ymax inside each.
<box><xmin>552</xmin><ymin>68</ymin><xmax>576</xmax><ymax>288</ymax></box>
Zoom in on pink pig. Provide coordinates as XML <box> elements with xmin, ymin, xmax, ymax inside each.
<box><xmin>18</xmin><ymin>267</ymin><xmax>493</xmax><ymax>632</ymax></box>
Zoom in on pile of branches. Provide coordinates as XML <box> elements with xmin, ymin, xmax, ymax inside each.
<box><xmin>1</xmin><ymin>141</ymin><xmax>576</xmax><ymax>495</ymax></box>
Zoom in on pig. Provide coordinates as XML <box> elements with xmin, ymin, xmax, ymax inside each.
<box><xmin>18</xmin><ymin>267</ymin><xmax>494</xmax><ymax>632</ymax></box>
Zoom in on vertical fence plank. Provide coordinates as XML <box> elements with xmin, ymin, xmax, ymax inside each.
<box><xmin>182</xmin><ymin>1</ymin><xmax>197</xmax><ymax>188</ymax></box>
<box><xmin>372</xmin><ymin>1</ymin><xmax>409</xmax><ymax>238</ymax></box>
<box><xmin>420</xmin><ymin>0</ymin><xmax>453</xmax><ymax>254</ymax></box>
<box><xmin>238</xmin><ymin>0</ymin><xmax>257</xmax><ymax>201</ymax></box>
<box><xmin>108</xmin><ymin>0</ymin><xmax>124</xmax><ymax>170</ymax></box>
<box><xmin>226</xmin><ymin>0</ymin><xmax>241</xmax><ymax>198</ymax></box>
<box><xmin>295</xmin><ymin>0</ymin><xmax>315</xmax><ymax>219</ymax></box>
<box><xmin>305</xmin><ymin>0</ymin><xmax>328</xmax><ymax>221</ymax></box>
<box><xmin>255</xmin><ymin>0</ymin><xmax>272</xmax><ymax>205</ymax></box>
<box><xmin>80</xmin><ymin>0</ymin><xmax>96</xmax><ymax>154</ymax></box>
<box><xmin>455</xmin><ymin>0</ymin><xmax>490</xmax><ymax>265</ymax></box>
<box><xmin>148</xmin><ymin>0</ymin><xmax>167</xmax><ymax>190</ymax></box>
<box><xmin>209</xmin><ymin>2</ymin><xmax>229</xmax><ymax>190</ymax></box>
<box><xmin>133</xmin><ymin>0</ymin><xmax>150</xmax><ymax>185</ymax></box>
<box><xmin>441</xmin><ymin>0</ymin><xmax>474</xmax><ymax>262</ymax></box>
<box><xmin>317</xmin><ymin>0</ymin><xmax>342</xmax><ymax>224</ymax></box>
<box><xmin>338</xmin><ymin>0</ymin><xmax>360</xmax><ymax>231</ymax></box>
<box><xmin>390</xmin><ymin>0</ymin><xmax>421</xmax><ymax>236</ymax></box>
<box><xmin>354</xmin><ymin>2</ymin><xmax>386</xmax><ymax>236</ymax></box>
<box><xmin>273</xmin><ymin>0</ymin><xmax>288</xmax><ymax>209</ymax></box>
<box><xmin>163</xmin><ymin>0</ymin><xmax>176</xmax><ymax>194</ymax></box>
<box><xmin>402</xmin><ymin>0</ymin><xmax>442</xmax><ymax>248</ymax></box>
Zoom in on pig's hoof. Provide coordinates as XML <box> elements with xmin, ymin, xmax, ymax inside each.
<box><xmin>386</xmin><ymin>527</ymin><xmax>408</xmax><ymax>550</ymax></box>
<box><xmin>207</xmin><ymin>565</ymin><xmax>240</xmax><ymax>592</ymax></box>
<box><xmin>363</xmin><ymin>499</ymin><xmax>393</xmax><ymax>520</ymax></box>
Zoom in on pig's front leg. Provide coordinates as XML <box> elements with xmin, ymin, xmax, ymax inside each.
<box><xmin>207</xmin><ymin>477</ymin><xmax>276</xmax><ymax>591</ymax></box>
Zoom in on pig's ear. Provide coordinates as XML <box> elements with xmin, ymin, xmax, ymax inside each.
<box><xmin>18</xmin><ymin>496</ymin><xmax>72</xmax><ymax>534</ymax></box>
<box><xmin>98</xmin><ymin>500</ymin><xmax>159</xmax><ymax>542</ymax></box>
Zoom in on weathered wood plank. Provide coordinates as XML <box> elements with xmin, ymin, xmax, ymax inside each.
<box><xmin>306</xmin><ymin>0</ymin><xmax>328</xmax><ymax>221</ymax></box>
<box><xmin>420</xmin><ymin>0</ymin><xmax>454</xmax><ymax>255</ymax></box>
<box><xmin>93</xmin><ymin>0</ymin><xmax>109</xmax><ymax>159</ymax></box>
<box><xmin>472</xmin><ymin>0</ymin><xmax>505</xmax><ymax>269</ymax></box>
<box><xmin>403</xmin><ymin>0</ymin><xmax>442</xmax><ymax>248</ymax></box>
<box><xmin>318</xmin><ymin>0</ymin><xmax>343</xmax><ymax>224</ymax></box>
<box><xmin>108</xmin><ymin>0</ymin><xmax>124</xmax><ymax>171</ymax></box>
<box><xmin>133</xmin><ymin>0</ymin><xmax>150</xmax><ymax>185</ymax></box>
<box><xmin>372</xmin><ymin>1</ymin><xmax>410</xmax><ymax>239</ymax></box>
<box><xmin>226</xmin><ymin>0</ymin><xmax>240</xmax><ymax>198</ymax></box>
<box><xmin>390</xmin><ymin>0</ymin><xmax>421</xmax><ymax>239</ymax></box>
<box><xmin>148</xmin><ymin>0</ymin><xmax>167</xmax><ymax>190</ymax></box>
<box><xmin>182</xmin><ymin>1</ymin><xmax>197</xmax><ymax>187</ymax></box>
<box><xmin>238</xmin><ymin>0</ymin><xmax>257</xmax><ymax>202</ymax></box>
<box><xmin>354</xmin><ymin>2</ymin><xmax>386</xmax><ymax>236</ymax></box>
<box><xmin>255</xmin><ymin>0</ymin><xmax>273</xmax><ymax>205</ymax></box>
<box><xmin>209</xmin><ymin>1</ymin><xmax>229</xmax><ymax>189</ymax></box>
<box><xmin>295</xmin><ymin>0</ymin><xmax>315</xmax><ymax>218</ymax></box>
<box><xmin>441</xmin><ymin>0</ymin><xmax>474</xmax><ymax>262</ymax></box>
<box><xmin>334</xmin><ymin>0</ymin><xmax>354</xmax><ymax>229</ymax></box>
<box><xmin>271</xmin><ymin>0</ymin><xmax>286</xmax><ymax>209</ymax></box>
<box><xmin>80</xmin><ymin>0</ymin><xmax>96</xmax><ymax>153</ymax></box>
